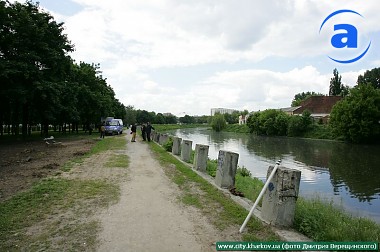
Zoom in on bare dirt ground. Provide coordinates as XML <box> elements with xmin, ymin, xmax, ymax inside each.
<box><xmin>1</xmin><ymin>134</ymin><xmax>240</xmax><ymax>251</ymax></box>
<box><xmin>0</xmin><ymin>137</ymin><xmax>95</xmax><ymax>202</ymax></box>
<box><xmin>97</xmin><ymin>136</ymin><xmax>231</xmax><ymax>252</ymax></box>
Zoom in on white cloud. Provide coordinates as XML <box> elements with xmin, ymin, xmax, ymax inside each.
<box><xmin>10</xmin><ymin>0</ymin><xmax>379</xmax><ymax>115</ymax></box>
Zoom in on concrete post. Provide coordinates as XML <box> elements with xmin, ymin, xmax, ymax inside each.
<box><xmin>151</xmin><ymin>132</ymin><xmax>156</xmax><ymax>141</ymax></box>
<box><xmin>172</xmin><ymin>137</ymin><xmax>182</xmax><ymax>155</ymax></box>
<box><xmin>159</xmin><ymin>134</ymin><xmax>169</xmax><ymax>145</ymax></box>
<box><xmin>261</xmin><ymin>166</ymin><xmax>301</xmax><ymax>227</ymax></box>
<box><xmin>153</xmin><ymin>133</ymin><xmax>159</xmax><ymax>143</ymax></box>
<box><xmin>180</xmin><ymin>140</ymin><xmax>192</xmax><ymax>163</ymax></box>
<box><xmin>215</xmin><ymin>150</ymin><xmax>239</xmax><ymax>188</ymax></box>
<box><xmin>193</xmin><ymin>144</ymin><xmax>209</xmax><ymax>172</ymax></box>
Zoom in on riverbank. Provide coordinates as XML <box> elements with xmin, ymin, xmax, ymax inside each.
<box><xmin>153</xmin><ymin>126</ymin><xmax>380</xmax><ymax>243</ymax></box>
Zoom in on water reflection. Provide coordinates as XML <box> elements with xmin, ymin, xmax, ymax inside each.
<box><xmin>165</xmin><ymin>127</ymin><xmax>380</xmax><ymax>223</ymax></box>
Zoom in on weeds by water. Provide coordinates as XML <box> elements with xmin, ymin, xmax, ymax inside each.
<box><xmin>295</xmin><ymin>197</ymin><xmax>380</xmax><ymax>242</ymax></box>
<box><xmin>152</xmin><ymin>140</ymin><xmax>380</xmax><ymax>243</ymax></box>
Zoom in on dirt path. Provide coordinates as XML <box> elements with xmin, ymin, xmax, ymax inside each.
<box><xmin>97</xmin><ymin>136</ymin><xmax>218</xmax><ymax>252</ymax></box>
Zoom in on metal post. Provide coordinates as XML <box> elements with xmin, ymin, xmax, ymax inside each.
<box><xmin>239</xmin><ymin>160</ymin><xmax>281</xmax><ymax>233</ymax></box>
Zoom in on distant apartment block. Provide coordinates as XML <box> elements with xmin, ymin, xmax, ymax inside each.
<box><xmin>210</xmin><ymin>108</ymin><xmax>237</xmax><ymax>116</ymax></box>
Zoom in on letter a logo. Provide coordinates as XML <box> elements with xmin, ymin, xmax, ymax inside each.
<box><xmin>319</xmin><ymin>9</ymin><xmax>371</xmax><ymax>64</ymax></box>
<box><xmin>331</xmin><ymin>24</ymin><xmax>357</xmax><ymax>48</ymax></box>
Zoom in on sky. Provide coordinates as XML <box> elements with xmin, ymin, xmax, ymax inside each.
<box><xmin>12</xmin><ymin>0</ymin><xmax>380</xmax><ymax>116</ymax></box>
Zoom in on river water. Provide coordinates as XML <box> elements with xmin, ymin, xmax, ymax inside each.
<box><xmin>163</xmin><ymin>127</ymin><xmax>380</xmax><ymax>223</ymax></box>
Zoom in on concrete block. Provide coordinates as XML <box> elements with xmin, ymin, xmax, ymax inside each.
<box><xmin>262</xmin><ymin>166</ymin><xmax>301</xmax><ymax>227</ymax></box>
<box><xmin>215</xmin><ymin>150</ymin><xmax>239</xmax><ymax>188</ymax></box>
<box><xmin>180</xmin><ymin>140</ymin><xmax>192</xmax><ymax>163</ymax></box>
<box><xmin>193</xmin><ymin>144</ymin><xmax>209</xmax><ymax>172</ymax></box>
<box><xmin>172</xmin><ymin>137</ymin><xmax>182</xmax><ymax>155</ymax></box>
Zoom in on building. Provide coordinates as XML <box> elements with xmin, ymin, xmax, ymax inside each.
<box><xmin>280</xmin><ymin>106</ymin><xmax>301</xmax><ymax>116</ymax></box>
<box><xmin>292</xmin><ymin>96</ymin><xmax>342</xmax><ymax>122</ymax></box>
<box><xmin>238</xmin><ymin>114</ymin><xmax>249</xmax><ymax>125</ymax></box>
<box><xmin>210</xmin><ymin>108</ymin><xmax>237</xmax><ymax>116</ymax></box>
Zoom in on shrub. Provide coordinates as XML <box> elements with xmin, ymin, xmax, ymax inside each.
<box><xmin>163</xmin><ymin>137</ymin><xmax>173</xmax><ymax>152</ymax></box>
<box><xmin>237</xmin><ymin>166</ymin><xmax>252</xmax><ymax>177</ymax></box>
<box><xmin>211</xmin><ymin>113</ymin><xmax>227</xmax><ymax>132</ymax></box>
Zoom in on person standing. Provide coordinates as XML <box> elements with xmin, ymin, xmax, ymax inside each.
<box><xmin>141</xmin><ymin>123</ymin><xmax>147</xmax><ymax>141</ymax></box>
<box><xmin>131</xmin><ymin>123</ymin><xmax>137</xmax><ymax>142</ymax></box>
<box><xmin>100</xmin><ymin>122</ymin><xmax>105</xmax><ymax>139</ymax></box>
<box><xmin>145</xmin><ymin>122</ymin><xmax>155</xmax><ymax>142</ymax></box>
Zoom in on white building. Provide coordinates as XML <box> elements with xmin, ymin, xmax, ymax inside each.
<box><xmin>210</xmin><ymin>108</ymin><xmax>237</xmax><ymax>116</ymax></box>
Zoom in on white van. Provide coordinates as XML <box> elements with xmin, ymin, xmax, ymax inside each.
<box><xmin>105</xmin><ymin>119</ymin><xmax>124</xmax><ymax>135</ymax></box>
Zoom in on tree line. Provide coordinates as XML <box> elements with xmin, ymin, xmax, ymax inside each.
<box><xmin>246</xmin><ymin>68</ymin><xmax>380</xmax><ymax>143</ymax></box>
<box><xmin>0</xmin><ymin>1</ymin><xmax>125</xmax><ymax>137</ymax></box>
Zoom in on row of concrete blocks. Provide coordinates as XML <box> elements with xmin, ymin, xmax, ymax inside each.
<box><xmin>152</xmin><ymin>132</ymin><xmax>233</xmax><ymax>187</ymax></box>
<box><xmin>151</xmin><ymin>132</ymin><xmax>301</xmax><ymax>227</ymax></box>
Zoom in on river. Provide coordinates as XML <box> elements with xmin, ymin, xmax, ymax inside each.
<box><xmin>163</xmin><ymin>127</ymin><xmax>380</xmax><ymax>223</ymax></box>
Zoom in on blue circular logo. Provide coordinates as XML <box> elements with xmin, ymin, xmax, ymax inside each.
<box><xmin>319</xmin><ymin>9</ymin><xmax>371</xmax><ymax>64</ymax></box>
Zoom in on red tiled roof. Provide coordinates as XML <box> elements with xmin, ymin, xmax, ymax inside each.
<box><xmin>294</xmin><ymin>96</ymin><xmax>342</xmax><ymax>114</ymax></box>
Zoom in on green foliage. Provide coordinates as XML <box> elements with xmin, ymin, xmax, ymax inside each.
<box><xmin>206</xmin><ymin>159</ymin><xmax>218</xmax><ymax>177</ymax></box>
<box><xmin>357</xmin><ymin>67</ymin><xmax>380</xmax><ymax>89</ymax></box>
<box><xmin>236</xmin><ymin>166</ymin><xmax>252</xmax><ymax>177</ymax></box>
<box><xmin>211</xmin><ymin>113</ymin><xmax>227</xmax><ymax>132</ymax></box>
<box><xmin>224</xmin><ymin>124</ymin><xmax>251</xmax><ymax>133</ymax></box>
<box><xmin>247</xmin><ymin>110</ymin><xmax>289</xmax><ymax>136</ymax></box>
<box><xmin>287</xmin><ymin>111</ymin><xmax>313</xmax><ymax>137</ymax></box>
<box><xmin>163</xmin><ymin>137</ymin><xmax>173</xmax><ymax>152</ymax></box>
<box><xmin>329</xmin><ymin>68</ymin><xmax>342</xmax><ymax>96</ymax></box>
<box><xmin>291</xmin><ymin>91</ymin><xmax>325</xmax><ymax>107</ymax></box>
<box><xmin>0</xmin><ymin>1</ymin><xmax>126</xmax><ymax>137</ymax></box>
<box><xmin>179</xmin><ymin>114</ymin><xmax>196</xmax><ymax>124</ymax></box>
<box><xmin>295</xmin><ymin>197</ymin><xmax>380</xmax><ymax>242</ymax></box>
<box><xmin>329</xmin><ymin>84</ymin><xmax>380</xmax><ymax>143</ymax></box>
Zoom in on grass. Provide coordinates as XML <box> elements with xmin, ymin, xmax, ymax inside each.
<box><xmin>294</xmin><ymin>197</ymin><xmax>380</xmax><ymax>242</ymax></box>
<box><xmin>0</xmin><ymin>133</ymin><xmax>128</xmax><ymax>251</ymax></box>
<box><xmin>61</xmin><ymin>135</ymin><xmax>127</xmax><ymax>172</ymax></box>
<box><xmin>224</xmin><ymin>124</ymin><xmax>251</xmax><ymax>133</ymax></box>
<box><xmin>0</xmin><ymin>178</ymin><xmax>120</xmax><ymax>251</ymax></box>
<box><xmin>148</xmin><ymin>142</ymin><xmax>279</xmax><ymax>241</ymax></box>
<box><xmin>302</xmin><ymin>124</ymin><xmax>334</xmax><ymax>140</ymax></box>
<box><xmin>151</xmin><ymin>141</ymin><xmax>380</xmax><ymax>243</ymax></box>
<box><xmin>105</xmin><ymin>154</ymin><xmax>130</xmax><ymax>168</ymax></box>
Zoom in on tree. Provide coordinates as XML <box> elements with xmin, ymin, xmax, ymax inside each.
<box><xmin>357</xmin><ymin>67</ymin><xmax>380</xmax><ymax>89</ymax></box>
<box><xmin>0</xmin><ymin>1</ymin><xmax>74</xmax><ymax>137</ymax></box>
<box><xmin>125</xmin><ymin>105</ymin><xmax>137</xmax><ymax>125</ymax></box>
<box><xmin>179</xmin><ymin>115</ymin><xmax>195</xmax><ymax>124</ymax></box>
<box><xmin>329</xmin><ymin>68</ymin><xmax>343</xmax><ymax>96</ymax></box>
<box><xmin>211</xmin><ymin>113</ymin><xmax>226</xmax><ymax>132</ymax></box>
<box><xmin>246</xmin><ymin>109</ymin><xmax>289</xmax><ymax>136</ymax></box>
<box><xmin>291</xmin><ymin>91</ymin><xmax>325</xmax><ymax>106</ymax></box>
<box><xmin>329</xmin><ymin>84</ymin><xmax>380</xmax><ymax>143</ymax></box>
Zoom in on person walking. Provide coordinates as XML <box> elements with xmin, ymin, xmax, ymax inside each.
<box><xmin>141</xmin><ymin>123</ymin><xmax>147</xmax><ymax>141</ymax></box>
<box><xmin>100</xmin><ymin>122</ymin><xmax>105</xmax><ymax>139</ymax></box>
<box><xmin>145</xmin><ymin>122</ymin><xmax>155</xmax><ymax>142</ymax></box>
<box><xmin>131</xmin><ymin>123</ymin><xmax>137</xmax><ymax>142</ymax></box>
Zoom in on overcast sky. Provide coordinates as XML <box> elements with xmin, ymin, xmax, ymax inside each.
<box><xmin>15</xmin><ymin>0</ymin><xmax>380</xmax><ymax>116</ymax></box>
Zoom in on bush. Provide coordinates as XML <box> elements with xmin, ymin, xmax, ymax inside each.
<box><xmin>236</xmin><ymin>166</ymin><xmax>252</xmax><ymax>177</ymax></box>
<box><xmin>163</xmin><ymin>137</ymin><xmax>173</xmax><ymax>152</ymax></box>
<box><xmin>211</xmin><ymin>113</ymin><xmax>227</xmax><ymax>132</ymax></box>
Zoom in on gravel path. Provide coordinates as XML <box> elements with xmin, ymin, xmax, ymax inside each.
<box><xmin>97</xmin><ymin>135</ymin><xmax>217</xmax><ymax>252</ymax></box>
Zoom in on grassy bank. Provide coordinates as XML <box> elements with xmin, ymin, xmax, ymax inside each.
<box><xmin>154</xmin><ymin>143</ymin><xmax>380</xmax><ymax>243</ymax></box>
<box><xmin>148</xmin><ymin>141</ymin><xmax>279</xmax><ymax>242</ymax></box>
<box><xmin>224</xmin><ymin>124</ymin><xmax>251</xmax><ymax>134</ymax></box>
<box><xmin>0</xmin><ymin>135</ymin><xmax>128</xmax><ymax>251</ymax></box>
